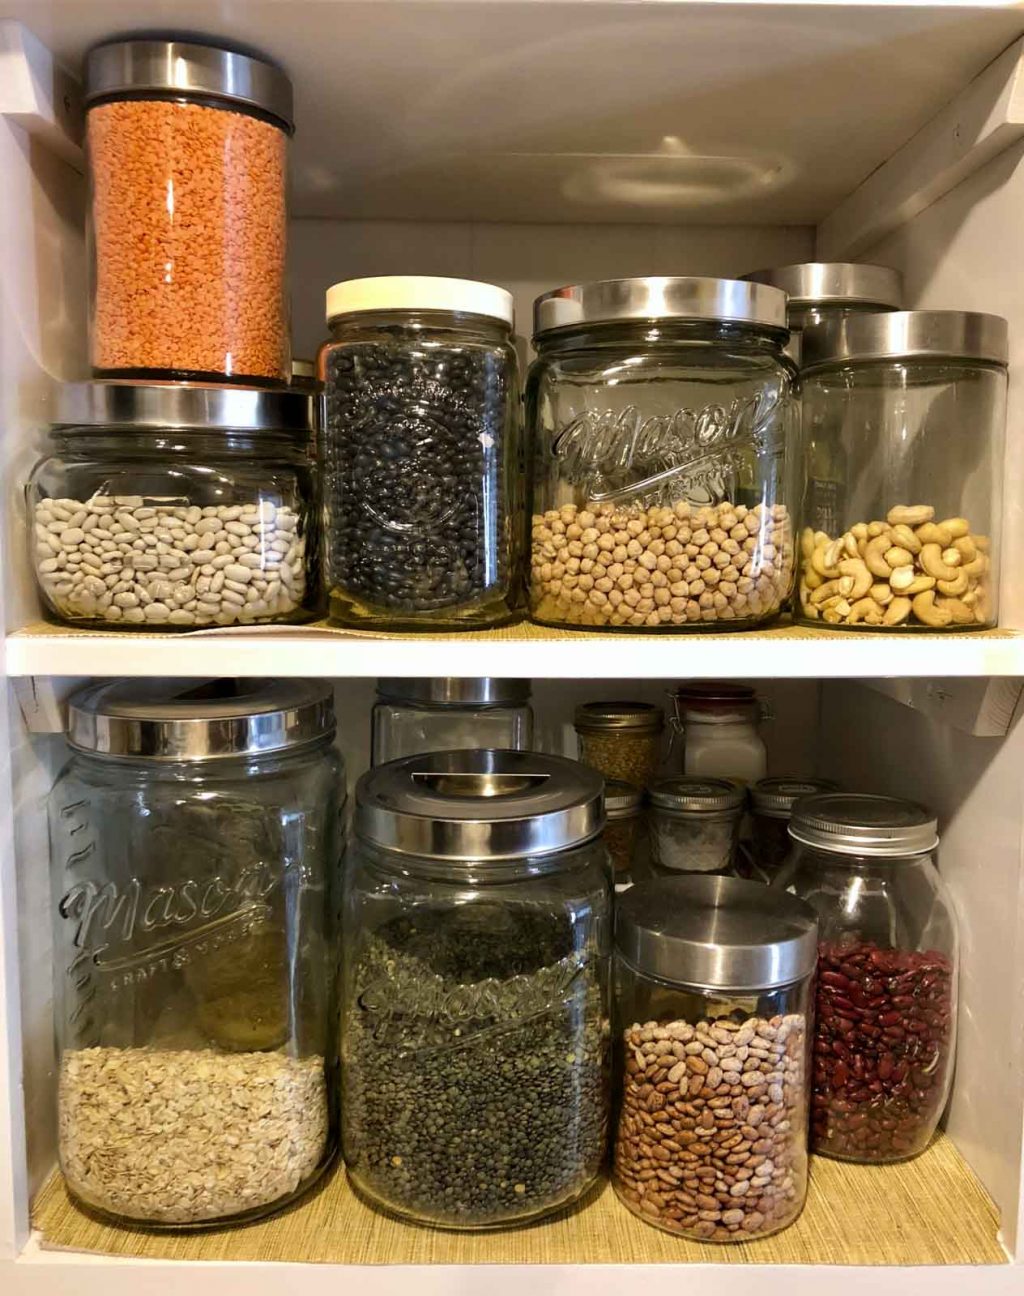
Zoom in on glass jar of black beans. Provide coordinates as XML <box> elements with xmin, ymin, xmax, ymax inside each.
<box><xmin>320</xmin><ymin>277</ymin><xmax>523</xmax><ymax>630</ymax></box>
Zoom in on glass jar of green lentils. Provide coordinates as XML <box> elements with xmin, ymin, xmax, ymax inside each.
<box><xmin>575</xmin><ymin>701</ymin><xmax>664</xmax><ymax>790</ymax></box>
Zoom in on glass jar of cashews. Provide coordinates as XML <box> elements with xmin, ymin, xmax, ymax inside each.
<box><xmin>796</xmin><ymin>311</ymin><xmax>1008</xmax><ymax>631</ymax></box>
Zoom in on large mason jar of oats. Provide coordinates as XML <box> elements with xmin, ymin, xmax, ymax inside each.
<box><xmin>527</xmin><ymin>278</ymin><xmax>797</xmax><ymax>632</ymax></box>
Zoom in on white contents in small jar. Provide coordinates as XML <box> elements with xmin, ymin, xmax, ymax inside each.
<box><xmin>646</xmin><ymin>777</ymin><xmax>745</xmax><ymax>875</ymax></box>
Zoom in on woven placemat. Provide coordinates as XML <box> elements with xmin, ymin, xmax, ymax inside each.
<box><xmin>33</xmin><ymin>1135</ymin><xmax>1004</xmax><ymax>1265</ymax></box>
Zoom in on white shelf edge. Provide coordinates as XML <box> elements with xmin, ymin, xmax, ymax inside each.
<box><xmin>818</xmin><ymin>33</ymin><xmax>1024</xmax><ymax>258</ymax></box>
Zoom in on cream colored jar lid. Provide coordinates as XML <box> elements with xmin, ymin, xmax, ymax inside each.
<box><xmin>326</xmin><ymin>276</ymin><xmax>514</xmax><ymax>326</ymax></box>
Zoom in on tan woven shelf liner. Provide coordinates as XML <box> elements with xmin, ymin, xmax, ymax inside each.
<box><xmin>34</xmin><ymin>1135</ymin><xmax>1005</xmax><ymax>1266</ymax></box>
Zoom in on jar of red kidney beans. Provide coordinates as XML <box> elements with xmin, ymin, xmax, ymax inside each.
<box><xmin>773</xmin><ymin>793</ymin><xmax>957</xmax><ymax>1163</ymax></box>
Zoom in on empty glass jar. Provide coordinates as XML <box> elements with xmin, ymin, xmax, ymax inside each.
<box><xmin>342</xmin><ymin>750</ymin><xmax>611</xmax><ymax>1228</ymax></box>
<box><xmin>797</xmin><ymin>312</ymin><xmax>1008</xmax><ymax>630</ymax></box>
<box><xmin>613</xmin><ymin>875</ymin><xmax>817</xmax><ymax>1241</ymax></box>
<box><xmin>321</xmin><ymin>276</ymin><xmax>521</xmax><ymax>630</ymax></box>
<box><xmin>648</xmin><ymin>776</ymin><xmax>746</xmax><ymax>875</ymax></box>
<box><xmin>370</xmin><ymin>678</ymin><xmax>533</xmax><ymax>765</ymax></box>
<box><xmin>775</xmin><ymin>793</ymin><xmax>958</xmax><ymax>1162</ymax></box>
<box><xmin>527</xmin><ymin>277</ymin><xmax>797</xmax><ymax>631</ymax></box>
<box><xmin>49</xmin><ymin>679</ymin><xmax>343</xmax><ymax>1226</ymax></box>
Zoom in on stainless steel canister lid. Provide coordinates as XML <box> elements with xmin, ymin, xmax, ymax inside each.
<box><xmin>616</xmin><ymin>874</ymin><xmax>818</xmax><ymax>991</ymax></box>
<box><xmin>55</xmin><ymin>382</ymin><xmax>312</xmax><ymax>433</ymax></box>
<box><xmin>85</xmin><ymin>37</ymin><xmax>294</xmax><ymax>131</ymax></box>
<box><xmin>534</xmin><ymin>277</ymin><xmax>787</xmax><ymax>337</ymax></box>
<box><xmin>741</xmin><ymin>263</ymin><xmax>903</xmax><ymax>309</ymax></box>
<box><xmin>355</xmin><ymin>749</ymin><xmax>604</xmax><ymax>861</ymax></box>
<box><xmin>751</xmin><ymin>777</ymin><xmax>839</xmax><ymax>819</ymax></box>
<box><xmin>575</xmin><ymin>701</ymin><xmax>665</xmax><ymax>733</ymax></box>
<box><xmin>605</xmin><ymin>779</ymin><xmax>644</xmax><ymax>819</ymax></box>
<box><xmin>801</xmin><ymin>310</ymin><xmax>1008</xmax><ymax>370</ymax></box>
<box><xmin>788</xmin><ymin>792</ymin><xmax>939</xmax><ymax>857</ymax></box>
<box><xmin>376</xmin><ymin>678</ymin><xmax>531</xmax><ymax>706</ymax></box>
<box><xmin>67</xmin><ymin>678</ymin><xmax>334</xmax><ymax>760</ymax></box>
<box><xmin>647</xmin><ymin>777</ymin><xmax>745</xmax><ymax>815</ymax></box>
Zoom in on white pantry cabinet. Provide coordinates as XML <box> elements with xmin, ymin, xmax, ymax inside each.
<box><xmin>2</xmin><ymin>3</ymin><xmax>1024</xmax><ymax>1293</ymax></box>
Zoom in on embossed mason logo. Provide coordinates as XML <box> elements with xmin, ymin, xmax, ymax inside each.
<box><xmin>552</xmin><ymin>389</ymin><xmax>784</xmax><ymax>502</ymax></box>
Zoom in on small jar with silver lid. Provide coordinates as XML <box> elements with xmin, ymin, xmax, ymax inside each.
<box><xmin>342</xmin><ymin>749</ymin><xmax>611</xmax><ymax>1228</ymax></box>
<box><xmin>49</xmin><ymin>678</ymin><xmax>344</xmax><ymax>1226</ymax></box>
<box><xmin>371</xmin><ymin>678</ymin><xmax>533</xmax><ymax>765</ymax></box>
<box><xmin>527</xmin><ymin>277</ymin><xmax>797</xmax><ymax>632</ymax></box>
<box><xmin>647</xmin><ymin>776</ymin><xmax>745</xmax><ymax>875</ymax></box>
<box><xmin>796</xmin><ymin>311</ymin><xmax>1007</xmax><ymax>631</ymax></box>
<box><xmin>574</xmin><ymin>700</ymin><xmax>665</xmax><ymax>790</ymax></box>
<box><xmin>612</xmin><ymin>875</ymin><xmax>817</xmax><ymax>1241</ymax></box>
<box><xmin>27</xmin><ymin>382</ymin><xmax>317</xmax><ymax>629</ymax></box>
<box><xmin>748</xmin><ymin>776</ymin><xmax>838</xmax><ymax>880</ymax></box>
<box><xmin>603</xmin><ymin>779</ymin><xmax>644</xmax><ymax>885</ymax></box>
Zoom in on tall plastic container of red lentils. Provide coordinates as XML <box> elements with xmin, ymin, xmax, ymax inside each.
<box><xmin>84</xmin><ymin>38</ymin><xmax>292</xmax><ymax>386</ymax></box>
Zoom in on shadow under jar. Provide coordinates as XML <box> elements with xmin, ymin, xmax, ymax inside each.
<box><xmin>49</xmin><ymin>679</ymin><xmax>344</xmax><ymax>1227</ymax></box>
<box><xmin>774</xmin><ymin>793</ymin><xmax>958</xmax><ymax>1162</ymax></box>
<box><xmin>321</xmin><ymin>277</ymin><xmax>522</xmax><ymax>630</ymax></box>
<box><xmin>342</xmin><ymin>750</ymin><xmax>611</xmax><ymax>1229</ymax></box>
<box><xmin>613</xmin><ymin>875</ymin><xmax>817</xmax><ymax>1241</ymax></box>
<box><xmin>527</xmin><ymin>277</ymin><xmax>797</xmax><ymax>631</ymax></box>
<box><xmin>796</xmin><ymin>312</ymin><xmax>1008</xmax><ymax>630</ymax></box>
<box><xmin>27</xmin><ymin>383</ymin><xmax>317</xmax><ymax>629</ymax></box>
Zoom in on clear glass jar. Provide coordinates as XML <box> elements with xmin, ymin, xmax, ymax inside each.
<box><xmin>371</xmin><ymin>678</ymin><xmax>533</xmax><ymax>765</ymax></box>
<box><xmin>49</xmin><ymin>679</ymin><xmax>344</xmax><ymax>1227</ymax></box>
<box><xmin>85</xmin><ymin>39</ymin><xmax>291</xmax><ymax>385</ymax></box>
<box><xmin>527</xmin><ymin>277</ymin><xmax>797</xmax><ymax>632</ymax></box>
<box><xmin>796</xmin><ymin>312</ymin><xmax>1007</xmax><ymax>630</ymax></box>
<box><xmin>604</xmin><ymin>779</ymin><xmax>644</xmax><ymax>883</ymax></box>
<box><xmin>748</xmin><ymin>777</ymin><xmax>838</xmax><ymax>881</ymax></box>
<box><xmin>27</xmin><ymin>384</ymin><xmax>317</xmax><ymax>629</ymax></box>
<box><xmin>613</xmin><ymin>875</ymin><xmax>817</xmax><ymax>1241</ymax></box>
<box><xmin>320</xmin><ymin>277</ymin><xmax>522</xmax><ymax>630</ymax></box>
<box><xmin>647</xmin><ymin>777</ymin><xmax>745</xmax><ymax>875</ymax></box>
<box><xmin>774</xmin><ymin>793</ymin><xmax>958</xmax><ymax>1162</ymax></box>
<box><xmin>669</xmin><ymin>682</ymin><xmax>767</xmax><ymax>783</ymax></box>
<box><xmin>342</xmin><ymin>750</ymin><xmax>610</xmax><ymax>1229</ymax></box>
<box><xmin>575</xmin><ymin>701</ymin><xmax>665</xmax><ymax>790</ymax></box>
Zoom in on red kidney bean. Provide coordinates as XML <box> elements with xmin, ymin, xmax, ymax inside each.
<box><xmin>811</xmin><ymin>939</ymin><xmax>954</xmax><ymax>1162</ymax></box>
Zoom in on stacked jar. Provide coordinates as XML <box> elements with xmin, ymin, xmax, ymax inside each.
<box><xmin>50</xmin><ymin>679</ymin><xmax>343</xmax><ymax>1225</ymax></box>
<box><xmin>574</xmin><ymin>701</ymin><xmax>665</xmax><ymax>790</ymax></box>
<box><xmin>527</xmin><ymin>277</ymin><xmax>797</xmax><ymax>631</ymax></box>
<box><xmin>370</xmin><ymin>678</ymin><xmax>533</xmax><ymax>764</ymax></box>
<box><xmin>775</xmin><ymin>793</ymin><xmax>958</xmax><ymax>1161</ymax></box>
<box><xmin>613</xmin><ymin>875</ymin><xmax>817</xmax><ymax>1241</ymax></box>
<box><xmin>28</xmin><ymin>383</ymin><xmax>318</xmax><ymax>629</ymax></box>
<box><xmin>796</xmin><ymin>312</ymin><xmax>1008</xmax><ymax>630</ymax></box>
<box><xmin>320</xmin><ymin>277</ymin><xmax>522</xmax><ymax>630</ymax></box>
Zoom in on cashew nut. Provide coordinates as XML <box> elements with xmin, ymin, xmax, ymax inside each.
<box><xmin>919</xmin><ymin>543</ymin><xmax>959</xmax><ymax>581</ymax></box>
<box><xmin>962</xmin><ymin>553</ymin><xmax>987</xmax><ymax>578</ymax></box>
<box><xmin>912</xmin><ymin>590</ymin><xmax>953</xmax><ymax>628</ymax></box>
<box><xmin>889</xmin><ymin>523</ymin><xmax>921</xmax><ymax>554</ymax></box>
<box><xmin>822</xmin><ymin>607</ymin><xmax>844</xmax><ymax>624</ymax></box>
<box><xmin>850</xmin><ymin>523</ymin><xmax>869</xmax><ymax>541</ymax></box>
<box><xmin>974</xmin><ymin>534</ymin><xmax>991</xmax><ymax>553</ymax></box>
<box><xmin>953</xmin><ymin>535</ymin><xmax>977</xmax><ymax>564</ymax></box>
<box><xmin>824</xmin><ymin>536</ymin><xmax>848</xmax><ymax>570</ymax></box>
<box><xmin>804</xmin><ymin>564</ymin><xmax>824</xmax><ymax>590</ymax></box>
<box><xmin>936</xmin><ymin>596</ymin><xmax>975</xmax><ymax>625</ymax></box>
<box><xmin>838</xmin><ymin>558</ymin><xmax>872</xmax><ymax>600</ymax></box>
<box><xmin>869</xmin><ymin>583</ymin><xmax>893</xmax><ymax>606</ymax></box>
<box><xmin>887</xmin><ymin>504</ymin><xmax>934</xmax><ymax>527</ymax></box>
<box><xmin>937</xmin><ymin>569</ymin><xmax>969</xmax><ymax>597</ymax></box>
<box><xmin>903</xmin><ymin>574</ymin><xmax>936</xmax><ymax>596</ymax></box>
<box><xmin>884</xmin><ymin>546</ymin><xmax>914</xmax><ymax>569</ymax></box>
<box><xmin>916</xmin><ymin>522</ymin><xmax>954</xmax><ymax>548</ymax></box>
<box><xmin>834</xmin><ymin>598</ymin><xmax>853</xmax><ymax>618</ymax></box>
<box><xmin>882</xmin><ymin>597</ymin><xmax>912</xmax><ymax>626</ymax></box>
<box><xmin>864</xmin><ymin>535</ymin><xmax>894</xmax><ymax>579</ymax></box>
<box><xmin>939</xmin><ymin>517</ymin><xmax>970</xmax><ymax>540</ymax></box>
<box><xmin>811</xmin><ymin>544</ymin><xmax>840</xmax><ymax>579</ymax></box>
<box><xmin>889</xmin><ymin>565</ymin><xmax>916</xmax><ymax>591</ymax></box>
<box><xmin>811</xmin><ymin>577</ymin><xmax>853</xmax><ymax>605</ymax></box>
<box><xmin>940</xmin><ymin>547</ymin><xmax>962</xmax><ymax>568</ymax></box>
<box><xmin>800</xmin><ymin>527</ymin><xmax>816</xmax><ymax>560</ymax></box>
<box><xmin>867</xmin><ymin>521</ymin><xmax>889</xmax><ymax>538</ymax></box>
<box><xmin>847</xmin><ymin>597</ymin><xmax>883</xmax><ymax>625</ymax></box>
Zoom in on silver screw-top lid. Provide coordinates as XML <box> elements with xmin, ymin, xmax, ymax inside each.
<box><xmin>605</xmin><ymin>778</ymin><xmax>644</xmax><ymax>819</ymax></box>
<box><xmin>67</xmin><ymin>678</ymin><xmax>334</xmax><ymax>760</ymax></box>
<box><xmin>534</xmin><ymin>277</ymin><xmax>787</xmax><ymax>337</ymax></box>
<box><xmin>788</xmin><ymin>792</ymin><xmax>939</xmax><ymax>857</ymax></box>
<box><xmin>376</xmin><ymin>678</ymin><xmax>531</xmax><ymax>706</ymax></box>
<box><xmin>355</xmin><ymin>749</ymin><xmax>604</xmax><ymax>861</ymax></box>
<box><xmin>751</xmin><ymin>777</ymin><xmax>839</xmax><ymax>819</ymax></box>
<box><xmin>801</xmin><ymin>310</ymin><xmax>1008</xmax><ymax>370</ymax></box>
<box><xmin>741</xmin><ymin>263</ymin><xmax>903</xmax><ymax>309</ymax></box>
<box><xmin>55</xmin><ymin>382</ymin><xmax>312</xmax><ymax>433</ymax></box>
<box><xmin>648</xmin><ymin>777</ymin><xmax>746</xmax><ymax>815</ymax></box>
<box><xmin>85</xmin><ymin>37</ymin><xmax>294</xmax><ymax>131</ymax></box>
<box><xmin>575</xmin><ymin>701</ymin><xmax>665</xmax><ymax>733</ymax></box>
<box><xmin>616</xmin><ymin>874</ymin><xmax>818</xmax><ymax>991</ymax></box>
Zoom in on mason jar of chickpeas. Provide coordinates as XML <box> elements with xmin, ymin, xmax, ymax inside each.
<box><xmin>526</xmin><ymin>278</ymin><xmax>798</xmax><ymax>632</ymax></box>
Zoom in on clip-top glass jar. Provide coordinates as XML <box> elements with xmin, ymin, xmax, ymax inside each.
<box><xmin>775</xmin><ymin>793</ymin><xmax>958</xmax><ymax>1162</ymax></box>
<box><xmin>527</xmin><ymin>277</ymin><xmax>797</xmax><ymax>631</ymax></box>
<box><xmin>28</xmin><ymin>383</ymin><xmax>317</xmax><ymax>629</ymax></box>
<box><xmin>797</xmin><ymin>312</ymin><xmax>1007</xmax><ymax>630</ymax></box>
<box><xmin>321</xmin><ymin>276</ymin><xmax>521</xmax><ymax>630</ymax></box>
<box><xmin>85</xmin><ymin>38</ymin><xmax>291</xmax><ymax>384</ymax></box>
<box><xmin>647</xmin><ymin>776</ymin><xmax>745</xmax><ymax>875</ymax></box>
<box><xmin>371</xmin><ymin>678</ymin><xmax>533</xmax><ymax>765</ymax></box>
<box><xmin>613</xmin><ymin>875</ymin><xmax>817</xmax><ymax>1241</ymax></box>
<box><xmin>49</xmin><ymin>679</ymin><xmax>344</xmax><ymax>1226</ymax></box>
<box><xmin>669</xmin><ymin>682</ymin><xmax>767</xmax><ymax>783</ymax></box>
<box><xmin>342</xmin><ymin>750</ymin><xmax>610</xmax><ymax>1228</ymax></box>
